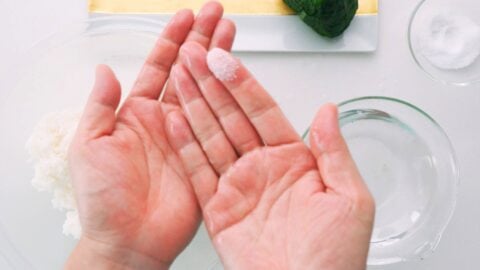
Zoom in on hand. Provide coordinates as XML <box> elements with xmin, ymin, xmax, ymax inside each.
<box><xmin>167</xmin><ymin>42</ymin><xmax>375</xmax><ymax>270</ymax></box>
<box><xmin>66</xmin><ymin>3</ymin><xmax>236</xmax><ymax>269</ymax></box>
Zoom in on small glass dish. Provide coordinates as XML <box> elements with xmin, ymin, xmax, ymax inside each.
<box><xmin>303</xmin><ymin>96</ymin><xmax>459</xmax><ymax>265</ymax></box>
<box><xmin>409</xmin><ymin>0</ymin><xmax>480</xmax><ymax>86</ymax></box>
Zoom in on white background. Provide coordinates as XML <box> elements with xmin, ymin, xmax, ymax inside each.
<box><xmin>1</xmin><ymin>0</ymin><xmax>479</xmax><ymax>269</ymax></box>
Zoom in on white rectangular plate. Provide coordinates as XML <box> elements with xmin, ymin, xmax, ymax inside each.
<box><xmin>228</xmin><ymin>14</ymin><xmax>378</xmax><ymax>52</ymax></box>
<box><xmin>89</xmin><ymin>13</ymin><xmax>378</xmax><ymax>52</ymax></box>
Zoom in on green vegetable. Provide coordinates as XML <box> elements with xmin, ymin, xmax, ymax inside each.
<box><xmin>284</xmin><ymin>0</ymin><xmax>359</xmax><ymax>38</ymax></box>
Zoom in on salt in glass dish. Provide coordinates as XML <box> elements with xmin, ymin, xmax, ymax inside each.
<box><xmin>409</xmin><ymin>0</ymin><xmax>480</xmax><ymax>86</ymax></box>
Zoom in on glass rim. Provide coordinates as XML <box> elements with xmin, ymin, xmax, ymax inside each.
<box><xmin>304</xmin><ymin>95</ymin><xmax>459</xmax><ymax>185</ymax></box>
<box><xmin>303</xmin><ymin>96</ymin><xmax>445</xmax><ymax>140</ymax></box>
<box><xmin>2</xmin><ymin>16</ymin><xmax>164</xmax><ymax>110</ymax></box>
<box><xmin>302</xmin><ymin>96</ymin><xmax>460</xmax><ymax>264</ymax></box>
<box><xmin>407</xmin><ymin>0</ymin><xmax>480</xmax><ymax>87</ymax></box>
<box><xmin>0</xmin><ymin>16</ymin><xmax>165</xmax><ymax>269</ymax></box>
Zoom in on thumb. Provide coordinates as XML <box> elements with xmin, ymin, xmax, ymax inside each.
<box><xmin>78</xmin><ymin>65</ymin><xmax>121</xmax><ymax>139</ymax></box>
<box><xmin>309</xmin><ymin>103</ymin><xmax>373</xmax><ymax>206</ymax></box>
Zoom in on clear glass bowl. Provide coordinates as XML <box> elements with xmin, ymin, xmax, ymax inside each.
<box><xmin>0</xmin><ymin>17</ymin><xmax>163</xmax><ymax>269</ymax></box>
<box><xmin>409</xmin><ymin>0</ymin><xmax>480</xmax><ymax>86</ymax></box>
<box><xmin>303</xmin><ymin>96</ymin><xmax>459</xmax><ymax>265</ymax></box>
<box><xmin>0</xmin><ymin>16</ymin><xmax>215</xmax><ymax>269</ymax></box>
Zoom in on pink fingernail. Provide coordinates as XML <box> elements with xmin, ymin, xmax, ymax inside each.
<box><xmin>313</xmin><ymin>130</ymin><xmax>325</xmax><ymax>153</ymax></box>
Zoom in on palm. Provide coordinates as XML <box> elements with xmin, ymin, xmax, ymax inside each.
<box><xmin>71</xmin><ymin>98</ymin><xmax>198</xmax><ymax>263</ymax></box>
<box><xmin>67</xmin><ymin>4</ymin><xmax>237</xmax><ymax>268</ymax></box>
<box><xmin>168</xmin><ymin>43</ymin><xmax>375</xmax><ymax>269</ymax></box>
<box><xmin>205</xmin><ymin>143</ymin><xmax>372</xmax><ymax>270</ymax></box>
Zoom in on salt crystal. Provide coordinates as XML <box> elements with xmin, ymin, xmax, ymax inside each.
<box><xmin>420</xmin><ymin>13</ymin><xmax>480</xmax><ymax>70</ymax></box>
<box><xmin>207</xmin><ymin>48</ymin><xmax>239</xmax><ymax>81</ymax></box>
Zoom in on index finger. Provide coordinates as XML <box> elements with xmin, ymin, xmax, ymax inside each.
<box><xmin>207</xmin><ymin>48</ymin><xmax>301</xmax><ymax>146</ymax></box>
<box><xmin>129</xmin><ymin>9</ymin><xmax>194</xmax><ymax>100</ymax></box>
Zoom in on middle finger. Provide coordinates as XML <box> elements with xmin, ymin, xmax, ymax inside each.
<box><xmin>179</xmin><ymin>42</ymin><xmax>263</xmax><ymax>155</ymax></box>
<box><xmin>171</xmin><ymin>64</ymin><xmax>238</xmax><ymax>175</ymax></box>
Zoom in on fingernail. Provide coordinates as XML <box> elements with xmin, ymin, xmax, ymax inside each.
<box><xmin>207</xmin><ymin>48</ymin><xmax>239</xmax><ymax>81</ymax></box>
<box><xmin>95</xmin><ymin>64</ymin><xmax>105</xmax><ymax>77</ymax></box>
<box><xmin>169</xmin><ymin>9</ymin><xmax>185</xmax><ymax>25</ymax></box>
<box><xmin>310</xmin><ymin>120</ymin><xmax>326</xmax><ymax>154</ymax></box>
<box><xmin>312</xmin><ymin>131</ymin><xmax>325</xmax><ymax>153</ymax></box>
<box><xmin>94</xmin><ymin>65</ymin><xmax>108</xmax><ymax>88</ymax></box>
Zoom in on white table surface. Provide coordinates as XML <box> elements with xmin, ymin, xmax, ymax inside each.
<box><xmin>1</xmin><ymin>0</ymin><xmax>479</xmax><ymax>269</ymax></box>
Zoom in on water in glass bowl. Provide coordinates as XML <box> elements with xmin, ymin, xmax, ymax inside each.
<box><xmin>339</xmin><ymin>109</ymin><xmax>436</xmax><ymax>244</ymax></box>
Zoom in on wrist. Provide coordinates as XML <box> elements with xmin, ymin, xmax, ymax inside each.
<box><xmin>65</xmin><ymin>237</ymin><xmax>170</xmax><ymax>270</ymax></box>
